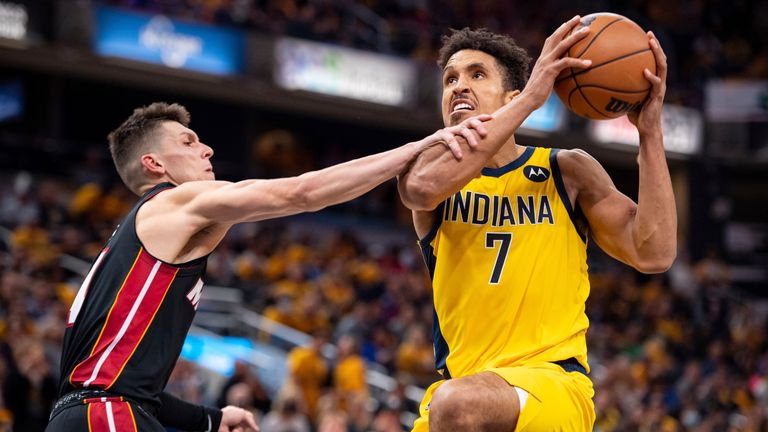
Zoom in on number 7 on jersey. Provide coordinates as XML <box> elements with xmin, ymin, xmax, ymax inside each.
<box><xmin>485</xmin><ymin>232</ymin><xmax>512</xmax><ymax>284</ymax></box>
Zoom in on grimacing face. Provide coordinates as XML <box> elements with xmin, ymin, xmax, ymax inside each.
<box><xmin>153</xmin><ymin>121</ymin><xmax>215</xmax><ymax>183</ymax></box>
<box><xmin>441</xmin><ymin>49</ymin><xmax>514</xmax><ymax>127</ymax></box>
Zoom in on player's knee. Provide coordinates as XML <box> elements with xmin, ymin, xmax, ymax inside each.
<box><xmin>428</xmin><ymin>380</ymin><xmax>480</xmax><ymax>428</ymax></box>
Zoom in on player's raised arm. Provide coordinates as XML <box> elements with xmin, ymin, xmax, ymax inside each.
<box><xmin>559</xmin><ymin>32</ymin><xmax>676</xmax><ymax>273</ymax></box>
<box><xmin>172</xmin><ymin>120</ymin><xmax>490</xmax><ymax>227</ymax></box>
<box><xmin>398</xmin><ymin>16</ymin><xmax>593</xmax><ymax>212</ymax></box>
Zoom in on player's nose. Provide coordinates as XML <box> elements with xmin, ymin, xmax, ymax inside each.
<box><xmin>452</xmin><ymin>75</ymin><xmax>471</xmax><ymax>95</ymax></box>
<box><xmin>202</xmin><ymin>144</ymin><xmax>214</xmax><ymax>159</ymax></box>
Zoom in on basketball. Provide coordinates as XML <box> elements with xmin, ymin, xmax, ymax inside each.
<box><xmin>554</xmin><ymin>13</ymin><xmax>656</xmax><ymax>120</ymax></box>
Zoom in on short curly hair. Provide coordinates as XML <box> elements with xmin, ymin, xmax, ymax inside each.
<box><xmin>438</xmin><ymin>28</ymin><xmax>532</xmax><ymax>92</ymax></box>
<box><xmin>107</xmin><ymin>102</ymin><xmax>190</xmax><ymax>194</ymax></box>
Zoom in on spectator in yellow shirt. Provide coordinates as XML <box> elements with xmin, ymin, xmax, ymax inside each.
<box><xmin>333</xmin><ymin>335</ymin><xmax>368</xmax><ymax>410</ymax></box>
<box><xmin>285</xmin><ymin>332</ymin><xmax>329</xmax><ymax>420</ymax></box>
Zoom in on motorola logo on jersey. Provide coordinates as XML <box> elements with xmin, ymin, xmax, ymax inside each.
<box><xmin>524</xmin><ymin>165</ymin><xmax>550</xmax><ymax>182</ymax></box>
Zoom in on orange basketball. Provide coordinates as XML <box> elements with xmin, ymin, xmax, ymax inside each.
<box><xmin>554</xmin><ymin>13</ymin><xmax>656</xmax><ymax>120</ymax></box>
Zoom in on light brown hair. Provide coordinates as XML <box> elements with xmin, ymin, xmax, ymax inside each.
<box><xmin>107</xmin><ymin>102</ymin><xmax>190</xmax><ymax>194</ymax></box>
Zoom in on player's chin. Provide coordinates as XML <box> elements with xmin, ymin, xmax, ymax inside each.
<box><xmin>448</xmin><ymin>110</ymin><xmax>472</xmax><ymax>125</ymax></box>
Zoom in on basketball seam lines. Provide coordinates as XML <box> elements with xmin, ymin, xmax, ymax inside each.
<box><xmin>568</xmin><ymin>75</ymin><xmax>610</xmax><ymax>118</ymax></box>
<box><xmin>556</xmin><ymin>48</ymin><xmax>653</xmax><ymax>84</ymax></box>
<box><xmin>573</xmin><ymin>17</ymin><xmax>626</xmax><ymax>58</ymax></box>
<box><xmin>569</xmin><ymin>68</ymin><xmax>611</xmax><ymax>119</ymax></box>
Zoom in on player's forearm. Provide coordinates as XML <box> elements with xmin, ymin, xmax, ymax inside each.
<box><xmin>633</xmin><ymin>129</ymin><xmax>677</xmax><ymax>272</ymax></box>
<box><xmin>399</xmin><ymin>93</ymin><xmax>538</xmax><ymax>210</ymax></box>
<box><xmin>296</xmin><ymin>140</ymin><xmax>424</xmax><ymax>212</ymax></box>
<box><xmin>157</xmin><ymin>392</ymin><xmax>222</xmax><ymax>432</ymax></box>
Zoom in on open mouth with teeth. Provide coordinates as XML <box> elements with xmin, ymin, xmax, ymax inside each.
<box><xmin>452</xmin><ymin>101</ymin><xmax>475</xmax><ymax>114</ymax></box>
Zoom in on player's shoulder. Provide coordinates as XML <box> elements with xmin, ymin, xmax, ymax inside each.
<box><xmin>153</xmin><ymin>180</ymin><xmax>232</xmax><ymax>203</ymax></box>
<box><xmin>553</xmin><ymin>148</ymin><xmax>603</xmax><ymax>172</ymax></box>
<box><xmin>552</xmin><ymin>148</ymin><xmax>606</xmax><ymax>190</ymax></box>
<box><xmin>553</xmin><ymin>148</ymin><xmax>596</xmax><ymax>164</ymax></box>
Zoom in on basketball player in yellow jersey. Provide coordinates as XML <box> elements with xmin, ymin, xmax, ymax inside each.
<box><xmin>397</xmin><ymin>17</ymin><xmax>676</xmax><ymax>431</ymax></box>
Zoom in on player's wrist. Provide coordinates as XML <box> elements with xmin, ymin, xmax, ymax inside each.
<box><xmin>512</xmin><ymin>91</ymin><xmax>541</xmax><ymax>114</ymax></box>
<box><xmin>638</xmin><ymin>126</ymin><xmax>663</xmax><ymax>143</ymax></box>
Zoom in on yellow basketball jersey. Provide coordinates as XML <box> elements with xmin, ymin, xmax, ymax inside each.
<box><xmin>420</xmin><ymin>146</ymin><xmax>590</xmax><ymax>379</ymax></box>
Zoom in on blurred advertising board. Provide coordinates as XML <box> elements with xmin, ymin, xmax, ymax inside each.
<box><xmin>706</xmin><ymin>80</ymin><xmax>768</xmax><ymax>122</ymax></box>
<box><xmin>181</xmin><ymin>334</ymin><xmax>255</xmax><ymax>377</ymax></box>
<box><xmin>0</xmin><ymin>80</ymin><xmax>22</xmax><ymax>122</ymax></box>
<box><xmin>0</xmin><ymin>1</ymin><xmax>25</xmax><ymax>40</ymax></box>
<box><xmin>93</xmin><ymin>6</ymin><xmax>244</xmax><ymax>76</ymax></box>
<box><xmin>0</xmin><ymin>0</ymin><xmax>47</xmax><ymax>43</ymax></box>
<box><xmin>521</xmin><ymin>94</ymin><xmax>565</xmax><ymax>132</ymax></box>
<box><xmin>275</xmin><ymin>37</ymin><xmax>417</xmax><ymax>107</ymax></box>
<box><xmin>588</xmin><ymin>104</ymin><xmax>703</xmax><ymax>156</ymax></box>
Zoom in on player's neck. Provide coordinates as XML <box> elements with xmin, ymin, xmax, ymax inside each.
<box><xmin>487</xmin><ymin>140</ymin><xmax>525</xmax><ymax>169</ymax></box>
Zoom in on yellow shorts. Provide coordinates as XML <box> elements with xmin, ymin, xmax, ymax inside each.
<box><xmin>411</xmin><ymin>361</ymin><xmax>595</xmax><ymax>431</ymax></box>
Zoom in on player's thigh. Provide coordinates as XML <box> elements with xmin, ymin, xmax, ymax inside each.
<box><xmin>412</xmin><ymin>372</ymin><xmax>521</xmax><ymax>431</ymax></box>
<box><xmin>412</xmin><ymin>379</ymin><xmax>443</xmax><ymax>432</ymax></box>
<box><xmin>489</xmin><ymin>363</ymin><xmax>595</xmax><ymax>431</ymax></box>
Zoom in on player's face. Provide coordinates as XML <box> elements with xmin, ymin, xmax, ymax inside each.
<box><xmin>441</xmin><ymin>49</ymin><xmax>511</xmax><ymax>126</ymax></box>
<box><xmin>156</xmin><ymin>122</ymin><xmax>215</xmax><ymax>183</ymax></box>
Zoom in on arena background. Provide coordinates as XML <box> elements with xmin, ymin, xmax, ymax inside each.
<box><xmin>1</xmin><ymin>0</ymin><xmax>767</xmax><ymax>430</ymax></box>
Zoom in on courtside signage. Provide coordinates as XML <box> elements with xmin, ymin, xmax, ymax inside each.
<box><xmin>0</xmin><ymin>80</ymin><xmax>22</xmax><ymax>122</ymax></box>
<box><xmin>521</xmin><ymin>94</ymin><xmax>565</xmax><ymax>132</ymax></box>
<box><xmin>588</xmin><ymin>104</ymin><xmax>702</xmax><ymax>155</ymax></box>
<box><xmin>275</xmin><ymin>37</ymin><xmax>417</xmax><ymax>106</ymax></box>
<box><xmin>93</xmin><ymin>6</ymin><xmax>244</xmax><ymax>75</ymax></box>
<box><xmin>0</xmin><ymin>1</ymin><xmax>26</xmax><ymax>41</ymax></box>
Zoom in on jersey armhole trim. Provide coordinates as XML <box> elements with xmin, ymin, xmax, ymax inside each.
<box><xmin>550</xmin><ymin>148</ymin><xmax>587</xmax><ymax>243</ymax></box>
<box><xmin>418</xmin><ymin>202</ymin><xmax>445</xmax><ymax>249</ymax></box>
<box><xmin>134</xmin><ymin>183</ymin><xmax>209</xmax><ymax>272</ymax></box>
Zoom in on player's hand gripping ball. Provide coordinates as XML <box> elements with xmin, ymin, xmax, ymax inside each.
<box><xmin>554</xmin><ymin>13</ymin><xmax>656</xmax><ymax>120</ymax></box>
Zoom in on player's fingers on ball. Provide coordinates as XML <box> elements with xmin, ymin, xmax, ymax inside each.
<box><xmin>555</xmin><ymin>57</ymin><xmax>591</xmax><ymax>72</ymax></box>
<box><xmin>552</xmin><ymin>26</ymin><xmax>589</xmax><ymax>58</ymax></box>
<box><xmin>558</xmin><ymin>15</ymin><xmax>581</xmax><ymax>37</ymax></box>
<box><xmin>643</xmin><ymin>68</ymin><xmax>661</xmax><ymax>84</ymax></box>
<box><xmin>648</xmin><ymin>32</ymin><xmax>668</xmax><ymax>64</ymax></box>
<box><xmin>546</xmin><ymin>16</ymin><xmax>579</xmax><ymax>49</ymax></box>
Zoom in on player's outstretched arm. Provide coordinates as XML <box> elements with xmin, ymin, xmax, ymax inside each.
<box><xmin>398</xmin><ymin>16</ymin><xmax>593</xmax><ymax>212</ymax></box>
<box><xmin>561</xmin><ymin>33</ymin><xmax>676</xmax><ymax>273</ymax></box>
<box><xmin>173</xmin><ymin>120</ymin><xmax>489</xmax><ymax>226</ymax></box>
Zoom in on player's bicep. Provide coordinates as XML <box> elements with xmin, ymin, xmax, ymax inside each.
<box><xmin>184</xmin><ymin>178</ymin><xmax>304</xmax><ymax>225</ymax></box>
<box><xmin>581</xmin><ymin>189</ymin><xmax>639</xmax><ymax>265</ymax></box>
<box><xmin>562</xmin><ymin>149</ymin><xmax>639</xmax><ymax>264</ymax></box>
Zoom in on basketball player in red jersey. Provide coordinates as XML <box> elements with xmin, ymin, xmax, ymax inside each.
<box><xmin>46</xmin><ymin>103</ymin><xmax>490</xmax><ymax>432</ymax></box>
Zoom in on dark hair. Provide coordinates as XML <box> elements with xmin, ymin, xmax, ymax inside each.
<box><xmin>107</xmin><ymin>102</ymin><xmax>190</xmax><ymax>194</ymax></box>
<box><xmin>438</xmin><ymin>28</ymin><xmax>532</xmax><ymax>92</ymax></box>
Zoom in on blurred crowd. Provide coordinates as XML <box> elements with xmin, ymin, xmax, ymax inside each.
<box><xmin>1</xmin><ymin>164</ymin><xmax>767</xmax><ymax>432</ymax></box>
<box><xmin>107</xmin><ymin>0</ymin><xmax>768</xmax><ymax>107</ymax></box>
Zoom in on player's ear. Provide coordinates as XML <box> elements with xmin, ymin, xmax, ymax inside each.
<box><xmin>140</xmin><ymin>153</ymin><xmax>165</xmax><ymax>175</ymax></box>
<box><xmin>504</xmin><ymin>89</ymin><xmax>521</xmax><ymax>104</ymax></box>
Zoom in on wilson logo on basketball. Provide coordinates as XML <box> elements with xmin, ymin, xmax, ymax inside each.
<box><xmin>604</xmin><ymin>97</ymin><xmax>644</xmax><ymax>114</ymax></box>
<box><xmin>524</xmin><ymin>165</ymin><xmax>550</xmax><ymax>182</ymax></box>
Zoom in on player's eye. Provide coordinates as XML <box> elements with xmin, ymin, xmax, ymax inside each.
<box><xmin>445</xmin><ymin>76</ymin><xmax>458</xmax><ymax>85</ymax></box>
<box><xmin>473</xmin><ymin>72</ymin><xmax>485</xmax><ymax>79</ymax></box>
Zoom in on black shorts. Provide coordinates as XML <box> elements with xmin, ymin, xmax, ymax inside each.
<box><xmin>46</xmin><ymin>391</ymin><xmax>164</xmax><ymax>432</ymax></box>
